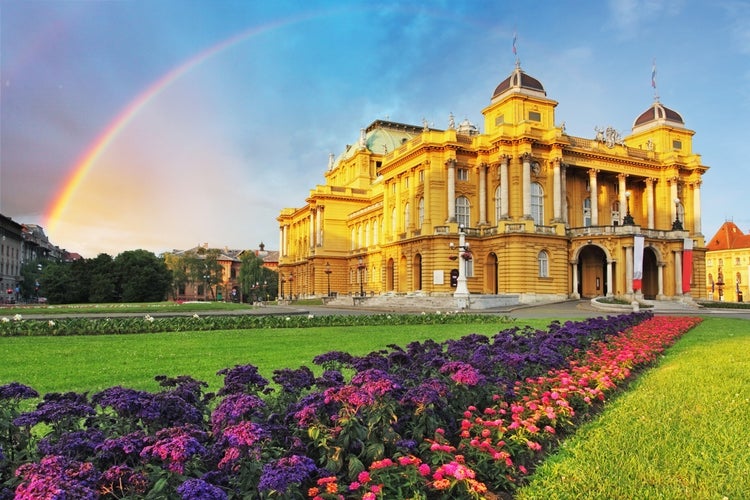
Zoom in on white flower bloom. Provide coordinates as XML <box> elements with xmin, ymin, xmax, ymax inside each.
<box><xmin>144</xmin><ymin>314</ymin><xmax>154</xmax><ymax>322</ymax></box>
<box><xmin>13</xmin><ymin>314</ymin><xmax>22</xmax><ymax>321</ymax></box>
<box><xmin>192</xmin><ymin>313</ymin><xmax>200</xmax><ymax>319</ymax></box>
<box><xmin>1</xmin><ymin>317</ymin><xmax>9</xmax><ymax>323</ymax></box>
<box><xmin>307</xmin><ymin>314</ymin><xmax>314</xmax><ymax>319</ymax></box>
<box><xmin>285</xmin><ymin>317</ymin><xmax>291</xmax><ymax>321</ymax></box>
<box><xmin>48</xmin><ymin>320</ymin><xmax>55</xmax><ymax>327</ymax></box>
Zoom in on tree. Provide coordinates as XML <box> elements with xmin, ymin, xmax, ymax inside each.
<box><xmin>114</xmin><ymin>250</ymin><xmax>172</xmax><ymax>302</ymax></box>
<box><xmin>88</xmin><ymin>254</ymin><xmax>117</xmax><ymax>303</ymax></box>
<box><xmin>38</xmin><ymin>261</ymin><xmax>74</xmax><ymax>304</ymax></box>
<box><xmin>239</xmin><ymin>252</ymin><xmax>278</xmax><ymax>302</ymax></box>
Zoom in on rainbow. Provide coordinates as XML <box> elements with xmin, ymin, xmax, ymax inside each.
<box><xmin>44</xmin><ymin>11</ymin><xmax>328</xmax><ymax>233</ymax></box>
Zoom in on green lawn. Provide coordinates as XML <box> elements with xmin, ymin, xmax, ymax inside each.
<box><xmin>0</xmin><ymin>320</ymin><xmax>548</xmax><ymax>394</ymax></box>
<box><xmin>516</xmin><ymin>317</ymin><xmax>750</xmax><ymax>499</ymax></box>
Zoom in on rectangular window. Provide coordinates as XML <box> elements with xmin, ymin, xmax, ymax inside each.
<box><xmin>528</xmin><ymin>111</ymin><xmax>541</xmax><ymax>122</ymax></box>
<box><xmin>419</xmin><ymin>170</ymin><xmax>424</xmax><ymax>183</ymax></box>
<box><xmin>495</xmin><ymin>114</ymin><xmax>504</xmax><ymax>126</ymax></box>
<box><xmin>672</xmin><ymin>140</ymin><xmax>682</xmax><ymax>150</ymax></box>
<box><xmin>457</xmin><ymin>168</ymin><xmax>469</xmax><ymax>181</ymax></box>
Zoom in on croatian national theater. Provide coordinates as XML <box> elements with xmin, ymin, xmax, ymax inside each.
<box><xmin>277</xmin><ymin>62</ymin><xmax>708</xmax><ymax>308</ymax></box>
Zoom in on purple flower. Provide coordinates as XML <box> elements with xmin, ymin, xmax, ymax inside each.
<box><xmin>439</xmin><ymin>361</ymin><xmax>485</xmax><ymax>386</ymax></box>
<box><xmin>93</xmin><ymin>386</ymin><xmax>203</xmax><ymax>430</ymax></box>
<box><xmin>210</xmin><ymin>393</ymin><xmax>266</xmax><ymax>434</ymax></box>
<box><xmin>13</xmin><ymin>392</ymin><xmax>95</xmax><ymax>429</ymax></box>
<box><xmin>37</xmin><ymin>428</ymin><xmax>105</xmax><ymax>460</ymax></box>
<box><xmin>0</xmin><ymin>382</ymin><xmax>38</xmax><ymax>401</ymax></box>
<box><xmin>140</xmin><ymin>425</ymin><xmax>208</xmax><ymax>474</ymax></box>
<box><xmin>399</xmin><ymin>378</ymin><xmax>449</xmax><ymax>407</ymax></box>
<box><xmin>216</xmin><ymin>421</ymin><xmax>270</xmax><ymax>470</ymax></box>
<box><xmin>258</xmin><ymin>454</ymin><xmax>317</xmax><ymax>493</ymax></box>
<box><xmin>96</xmin><ymin>431</ymin><xmax>148</xmax><ymax>464</ymax></box>
<box><xmin>216</xmin><ymin>364</ymin><xmax>270</xmax><ymax>396</ymax></box>
<box><xmin>315</xmin><ymin>370</ymin><xmax>345</xmax><ymax>389</ymax></box>
<box><xmin>177</xmin><ymin>478</ymin><xmax>227</xmax><ymax>500</ymax></box>
<box><xmin>14</xmin><ymin>455</ymin><xmax>100</xmax><ymax>500</ymax></box>
<box><xmin>272</xmin><ymin>366</ymin><xmax>315</xmax><ymax>393</ymax></box>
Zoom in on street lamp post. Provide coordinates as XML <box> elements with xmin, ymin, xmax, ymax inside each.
<box><xmin>671</xmin><ymin>198</ymin><xmax>683</xmax><ymax>230</ymax></box>
<box><xmin>324</xmin><ymin>262</ymin><xmax>332</xmax><ymax>297</ymax></box>
<box><xmin>454</xmin><ymin>225</ymin><xmax>470</xmax><ymax>307</ymax></box>
<box><xmin>280</xmin><ymin>274</ymin><xmax>285</xmax><ymax>301</ymax></box>
<box><xmin>289</xmin><ymin>273</ymin><xmax>294</xmax><ymax>300</ymax></box>
<box><xmin>623</xmin><ymin>191</ymin><xmax>634</xmax><ymax>225</ymax></box>
<box><xmin>357</xmin><ymin>257</ymin><xmax>365</xmax><ymax>297</ymax></box>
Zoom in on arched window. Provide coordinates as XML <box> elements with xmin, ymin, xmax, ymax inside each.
<box><xmin>583</xmin><ymin>197</ymin><xmax>592</xmax><ymax>227</ymax></box>
<box><xmin>494</xmin><ymin>185</ymin><xmax>502</xmax><ymax>223</ymax></box>
<box><xmin>404</xmin><ymin>202</ymin><xmax>411</xmax><ymax>230</ymax></box>
<box><xmin>418</xmin><ymin>197</ymin><xmax>425</xmax><ymax>227</ymax></box>
<box><xmin>531</xmin><ymin>183</ymin><xmax>544</xmax><ymax>225</ymax></box>
<box><xmin>365</xmin><ymin>221</ymin><xmax>370</xmax><ymax>247</ymax></box>
<box><xmin>538</xmin><ymin>250</ymin><xmax>549</xmax><ymax>278</ymax></box>
<box><xmin>374</xmin><ymin>218</ymin><xmax>379</xmax><ymax>245</ymax></box>
<box><xmin>351</xmin><ymin>228</ymin><xmax>356</xmax><ymax>250</ymax></box>
<box><xmin>391</xmin><ymin>207</ymin><xmax>397</xmax><ymax>235</ymax></box>
<box><xmin>358</xmin><ymin>224</ymin><xmax>363</xmax><ymax>248</ymax></box>
<box><xmin>456</xmin><ymin>196</ymin><xmax>470</xmax><ymax>228</ymax></box>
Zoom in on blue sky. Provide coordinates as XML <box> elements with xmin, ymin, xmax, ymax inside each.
<box><xmin>1</xmin><ymin>0</ymin><xmax>748</xmax><ymax>257</ymax></box>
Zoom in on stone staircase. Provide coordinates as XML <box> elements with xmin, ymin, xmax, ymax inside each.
<box><xmin>325</xmin><ymin>292</ymin><xmax>521</xmax><ymax>311</ymax></box>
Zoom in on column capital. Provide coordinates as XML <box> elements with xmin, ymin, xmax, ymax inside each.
<box><xmin>445</xmin><ymin>158</ymin><xmax>457</xmax><ymax>168</ymax></box>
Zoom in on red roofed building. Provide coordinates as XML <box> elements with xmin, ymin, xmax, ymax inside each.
<box><xmin>705</xmin><ymin>221</ymin><xmax>750</xmax><ymax>301</ymax></box>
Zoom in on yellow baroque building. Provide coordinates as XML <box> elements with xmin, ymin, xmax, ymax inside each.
<box><xmin>277</xmin><ymin>63</ymin><xmax>708</xmax><ymax>308</ymax></box>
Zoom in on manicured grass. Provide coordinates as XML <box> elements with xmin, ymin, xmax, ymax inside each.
<box><xmin>516</xmin><ymin>317</ymin><xmax>750</xmax><ymax>499</ymax></box>
<box><xmin>0</xmin><ymin>320</ymin><xmax>549</xmax><ymax>394</ymax></box>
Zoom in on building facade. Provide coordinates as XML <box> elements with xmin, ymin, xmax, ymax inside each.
<box><xmin>705</xmin><ymin>221</ymin><xmax>750</xmax><ymax>302</ymax></box>
<box><xmin>277</xmin><ymin>63</ymin><xmax>708</xmax><ymax>305</ymax></box>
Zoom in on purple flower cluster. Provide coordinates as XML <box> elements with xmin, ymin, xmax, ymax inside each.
<box><xmin>14</xmin><ymin>455</ymin><xmax>100</xmax><ymax>500</ymax></box>
<box><xmin>0</xmin><ymin>382</ymin><xmax>38</xmax><ymax>401</ymax></box>
<box><xmin>258</xmin><ymin>454</ymin><xmax>318</xmax><ymax>493</ymax></box>
<box><xmin>139</xmin><ymin>424</ymin><xmax>208</xmax><ymax>474</ymax></box>
<box><xmin>177</xmin><ymin>478</ymin><xmax>227</xmax><ymax>500</ymax></box>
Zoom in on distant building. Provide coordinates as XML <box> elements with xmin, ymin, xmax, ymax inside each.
<box><xmin>705</xmin><ymin>221</ymin><xmax>750</xmax><ymax>302</ymax></box>
<box><xmin>166</xmin><ymin>243</ymin><xmax>277</xmax><ymax>302</ymax></box>
<box><xmin>278</xmin><ymin>62</ymin><xmax>708</xmax><ymax>307</ymax></box>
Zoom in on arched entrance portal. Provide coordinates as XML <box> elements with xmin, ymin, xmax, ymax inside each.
<box><xmin>578</xmin><ymin>245</ymin><xmax>607</xmax><ymax>298</ymax></box>
<box><xmin>413</xmin><ymin>254</ymin><xmax>423</xmax><ymax>291</ymax></box>
<box><xmin>642</xmin><ymin>247</ymin><xmax>658</xmax><ymax>299</ymax></box>
<box><xmin>399</xmin><ymin>255</ymin><xmax>407</xmax><ymax>292</ymax></box>
<box><xmin>386</xmin><ymin>258</ymin><xmax>395</xmax><ymax>292</ymax></box>
<box><xmin>485</xmin><ymin>253</ymin><xmax>498</xmax><ymax>294</ymax></box>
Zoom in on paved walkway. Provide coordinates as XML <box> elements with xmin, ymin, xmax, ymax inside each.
<box><xmin>6</xmin><ymin>299</ymin><xmax>750</xmax><ymax>321</ymax></box>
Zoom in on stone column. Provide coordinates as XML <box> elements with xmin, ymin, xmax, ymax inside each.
<box><xmin>588</xmin><ymin>169</ymin><xmax>599</xmax><ymax>225</ymax></box>
<box><xmin>674</xmin><ymin>250</ymin><xmax>683</xmax><ymax>296</ymax></box>
<box><xmin>561</xmin><ymin>163</ymin><xmax>568</xmax><ymax>224</ymax></box>
<box><xmin>571</xmin><ymin>261</ymin><xmax>580</xmax><ymax>299</ymax></box>
<box><xmin>522</xmin><ymin>153</ymin><xmax>531</xmax><ymax>218</ymax></box>
<box><xmin>625</xmin><ymin>245</ymin><xmax>634</xmax><ymax>295</ymax></box>
<box><xmin>553</xmin><ymin>159</ymin><xmax>562</xmax><ymax>221</ymax></box>
<box><xmin>423</xmin><ymin>165</ymin><xmax>432</xmax><ymax>226</ymax></box>
<box><xmin>479</xmin><ymin>163</ymin><xmax>488</xmax><ymax>225</ymax></box>
<box><xmin>500</xmin><ymin>156</ymin><xmax>509</xmax><ymax>219</ymax></box>
<box><xmin>606</xmin><ymin>260</ymin><xmax>613</xmax><ymax>297</ymax></box>
<box><xmin>657</xmin><ymin>263</ymin><xmax>665</xmax><ymax>299</ymax></box>
<box><xmin>317</xmin><ymin>207</ymin><xmax>323</xmax><ymax>246</ymax></box>
<box><xmin>645</xmin><ymin>178</ymin><xmax>655</xmax><ymax>229</ymax></box>
<box><xmin>309</xmin><ymin>211</ymin><xmax>315</xmax><ymax>249</ymax></box>
<box><xmin>670</xmin><ymin>178</ymin><xmax>679</xmax><ymax>224</ymax></box>
<box><xmin>446</xmin><ymin>159</ymin><xmax>456</xmax><ymax>223</ymax></box>
<box><xmin>693</xmin><ymin>181</ymin><xmax>702</xmax><ymax>234</ymax></box>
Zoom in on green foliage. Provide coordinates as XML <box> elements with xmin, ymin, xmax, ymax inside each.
<box><xmin>113</xmin><ymin>250</ymin><xmax>172</xmax><ymax>302</ymax></box>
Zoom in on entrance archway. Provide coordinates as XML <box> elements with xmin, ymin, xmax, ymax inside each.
<box><xmin>413</xmin><ymin>254</ymin><xmax>423</xmax><ymax>291</ymax></box>
<box><xmin>485</xmin><ymin>252</ymin><xmax>498</xmax><ymax>294</ymax></box>
<box><xmin>642</xmin><ymin>247</ymin><xmax>658</xmax><ymax>299</ymax></box>
<box><xmin>399</xmin><ymin>255</ymin><xmax>408</xmax><ymax>292</ymax></box>
<box><xmin>578</xmin><ymin>245</ymin><xmax>607</xmax><ymax>298</ymax></box>
<box><xmin>386</xmin><ymin>258</ymin><xmax>395</xmax><ymax>291</ymax></box>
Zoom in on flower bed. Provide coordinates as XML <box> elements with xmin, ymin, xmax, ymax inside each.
<box><xmin>0</xmin><ymin>312</ymin><xmax>510</xmax><ymax>337</ymax></box>
<box><xmin>0</xmin><ymin>312</ymin><xmax>700</xmax><ymax>499</ymax></box>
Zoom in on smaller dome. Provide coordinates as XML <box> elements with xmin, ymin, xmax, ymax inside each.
<box><xmin>456</xmin><ymin>118</ymin><xmax>479</xmax><ymax>136</ymax></box>
<box><xmin>492</xmin><ymin>65</ymin><xmax>546</xmax><ymax>100</ymax></box>
<box><xmin>633</xmin><ymin>101</ymin><xmax>684</xmax><ymax>129</ymax></box>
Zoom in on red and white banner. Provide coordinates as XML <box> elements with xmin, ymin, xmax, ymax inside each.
<box><xmin>633</xmin><ymin>235</ymin><xmax>644</xmax><ymax>291</ymax></box>
<box><xmin>682</xmin><ymin>238</ymin><xmax>693</xmax><ymax>294</ymax></box>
